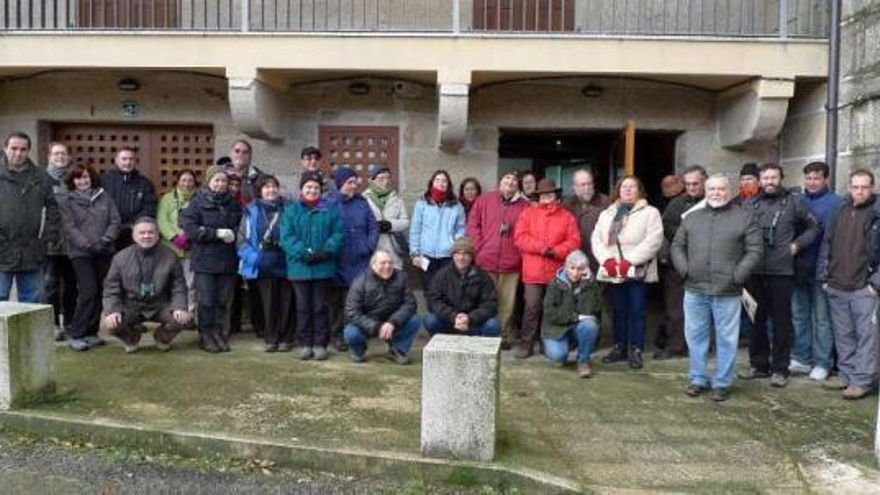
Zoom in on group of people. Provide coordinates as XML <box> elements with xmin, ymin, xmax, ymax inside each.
<box><xmin>2</xmin><ymin>129</ymin><xmax>878</xmax><ymax>401</ymax></box>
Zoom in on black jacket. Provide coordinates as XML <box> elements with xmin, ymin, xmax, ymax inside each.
<box><xmin>427</xmin><ymin>262</ymin><xmax>498</xmax><ymax>327</ymax></box>
<box><xmin>99</xmin><ymin>168</ymin><xmax>158</xmax><ymax>226</ymax></box>
<box><xmin>345</xmin><ymin>268</ymin><xmax>417</xmax><ymax>335</ymax></box>
<box><xmin>0</xmin><ymin>156</ymin><xmax>60</xmax><ymax>271</ymax></box>
<box><xmin>44</xmin><ymin>166</ymin><xmax>69</xmax><ymax>256</ymax></box>
<box><xmin>59</xmin><ymin>188</ymin><xmax>121</xmax><ymax>259</ymax></box>
<box><xmin>747</xmin><ymin>190</ymin><xmax>820</xmax><ymax>276</ymax></box>
<box><xmin>671</xmin><ymin>201</ymin><xmax>763</xmax><ymax>296</ymax></box>
<box><xmin>180</xmin><ymin>188</ymin><xmax>243</xmax><ymax>274</ymax></box>
<box><xmin>816</xmin><ymin>195</ymin><xmax>880</xmax><ymax>290</ymax></box>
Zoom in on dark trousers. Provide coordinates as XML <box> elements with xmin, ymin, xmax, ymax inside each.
<box><xmin>196</xmin><ymin>273</ymin><xmax>235</xmax><ymax>337</ymax></box>
<box><xmin>41</xmin><ymin>254</ymin><xmax>77</xmax><ymax>327</ymax></box>
<box><xmin>105</xmin><ymin>304</ymin><xmax>186</xmax><ymax>346</ymax></box>
<box><xmin>327</xmin><ymin>285</ymin><xmax>348</xmax><ymax>343</ymax></box>
<box><xmin>419</xmin><ymin>256</ymin><xmax>451</xmax><ymax>292</ymax></box>
<box><xmin>610</xmin><ymin>281</ymin><xmax>648</xmax><ymax>350</ymax></box>
<box><xmin>68</xmin><ymin>256</ymin><xmax>112</xmax><ymax>340</ymax></box>
<box><xmin>257</xmin><ymin>278</ymin><xmax>295</xmax><ymax>346</ymax></box>
<box><xmin>520</xmin><ymin>284</ymin><xmax>547</xmax><ymax>347</ymax></box>
<box><xmin>662</xmin><ymin>266</ymin><xmax>686</xmax><ymax>352</ymax></box>
<box><xmin>747</xmin><ymin>275</ymin><xmax>795</xmax><ymax>375</ymax></box>
<box><xmin>228</xmin><ymin>276</ymin><xmax>265</xmax><ymax>335</ymax></box>
<box><xmin>293</xmin><ymin>279</ymin><xmax>331</xmax><ymax>348</ymax></box>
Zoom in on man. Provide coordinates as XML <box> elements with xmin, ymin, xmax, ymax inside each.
<box><xmin>790</xmin><ymin>161</ymin><xmax>841</xmax><ymax>380</ymax></box>
<box><xmin>467</xmin><ymin>171</ymin><xmax>529</xmax><ymax>348</ymax></box>
<box><xmin>671</xmin><ymin>174</ymin><xmax>763</xmax><ymax>401</ymax></box>
<box><xmin>657</xmin><ymin>165</ymin><xmax>707</xmax><ymax>360</ymax></box>
<box><xmin>101</xmin><ymin>217</ymin><xmax>191</xmax><ymax>353</ymax></box>
<box><xmin>733</xmin><ymin>162</ymin><xmax>761</xmax><ymax>207</ymax></box>
<box><xmin>226</xmin><ymin>138</ymin><xmax>265</xmax><ymax>203</ymax></box>
<box><xmin>343</xmin><ymin>249</ymin><xmax>422</xmax><ymax>364</ymax></box>
<box><xmin>424</xmin><ymin>236</ymin><xmax>501</xmax><ymax>337</ymax></box>
<box><xmin>283</xmin><ymin>146</ymin><xmax>334</xmax><ymax>200</ymax></box>
<box><xmin>563</xmin><ymin>169</ymin><xmax>610</xmax><ymax>273</ymax></box>
<box><xmin>816</xmin><ymin>169</ymin><xmax>880</xmax><ymax>400</ymax></box>
<box><xmin>738</xmin><ymin>163</ymin><xmax>819</xmax><ymax>388</ymax></box>
<box><xmin>659</xmin><ymin>174</ymin><xmax>685</xmax><ymax>210</ymax></box>
<box><xmin>99</xmin><ymin>147</ymin><xmax>158</xmax><ymax>251</ymax></box>
<box><xmin>41</xmin><ymin>142</ymin><xmax>78</xmax><ymax>339</ymax></box>
<box><xmin>0</xmin><ymin>132</ymin><xmax>60</xmax><ymax>303</ymax></box>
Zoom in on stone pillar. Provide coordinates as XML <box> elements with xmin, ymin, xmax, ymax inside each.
<box><xmin>420</xmin><ymin>335</ymin><xmax>500</xmax><ymax>462</ymax></box>
<box><xmin>0</xmin><ymin>303</ymin><xmax>56</xmax><ymax>410</ymax></box>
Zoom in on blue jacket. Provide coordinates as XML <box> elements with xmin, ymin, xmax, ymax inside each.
<box><xmin>798</xmin><ymin>187</ymin><xmax>842</xmax><ymax>277</ymax></box>
<box><xmin>238</xmin><ymin>198</ymin><xmax>287</xmax><ymax>280</ymax></box>
<box><xmin>280</xmin><ymin>198</ymin><xmax>345</xmax><ymax>281</ymax></box>
<box><xmin>409</xmin><ymin>198</ymin><xmax>466</xmax><ymax>259</ymax></box>
<box><xmin>329</xmin><ymin>192</ymin><xmax>379</xmax><ymax>287</ymax></box>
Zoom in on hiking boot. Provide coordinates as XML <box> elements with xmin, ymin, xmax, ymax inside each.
<box><xmin>198</xmin><ymin>334</ymin><xmax>220</xmax><ymax>353</ymax></box>
<box><xmin>514</xmin><ymin>344</ymin><xmax>533</xmax><ymax>359</ymax></box>
<box><xmin>685</xmin><ymin>384</ymin><xmax>709</xmax><ymax>397</ymax></box>
<box><xmin>628</xmin><ymin>347</ymin><xmax>644</xmax><ymax>369</ymax></box>
<box><xmin>277</xmin><ymin>342</ymin><xmax>293</xmax><ymax>352</ymax></box>
<box><xmin>737</xmin><ymin>368</ymin><xmax>770</xmax><ymax>380</ymax></box>
<box><xmin>214</xmin><ymin>334</ymin><xmax>230</xmax><ymax>353</ymax></box>
<box><xmin>350</xmin><ymin>350</ymin><xmax>366</xmax><ymax>363</ymax></box>
<box><xmin>387</xmin><ymin>345</ymin><xmax>411</xmax><ymax>365</ymax></box>
<box><xmin>822</xmin><ymin>375</ymin><xmax>848</xmax><ymax>390</ymax></box>
<box><xmin>330</xmin><ymin>338</ymin><xmax>349</xmax><ymax>353</ymax></box>
<box><xmin>809</xmin><ymin>367</ymin><xmax>829</xmax><ymax>381</ymax></box>
<box><xmin>84</xmin><ymin>335</ymin><xmax>105</xmax><ymax>347</ymax></box>
<box><xmin>576</xmin><ymin>362</ymin><xmax>593</xmax><ymax>378</ymax></box>
<box><xmin>264</xmin><ymin>343</ymin><xmax>278</xmax><ymax>353</ymax></box>
<box><xmin>842</xmin><ymin>385</ymin><xmax>870</xmax><ymax>400</ymax></box>
<box><xmin>710</xmin><ymin>387</ymin><xmax>731</xmax><ymax>402</ymax></box>
<box><xmin>54</xmin><ymin>327</ymin><xmax>66</xmax><ymax>342</ymax></box>
<box><xmin>601</xmin><ymin>344</ymin><xmax>628</xmax><ymax>364</ymax></box>
<box><xmin>788</xmin><ymin>359</ymin><xmax>810</xmax><ymax>375</ymax></box>
<box><xmin>298</xmin><ymin>346</ymin><xmax>314</xmax><ymax>360</ymax></box>
<box><xmin>500</xmin><ymin>340</ymin><xmax>512</xmax><ymax>351</ymax></box>
<box><xmin>769</xmin><ymin>373</ymin><xmax>789</xmax><ymax>388</ymax></box>
<box><xmin>313</xmin><ymin>346</ymin><xmax>329</xmax><ymax>361</ymax></box>
<box><xmin>68</xmin><ymin>338</ymin><xmax>90</xmax><ymax>351</ymax></box>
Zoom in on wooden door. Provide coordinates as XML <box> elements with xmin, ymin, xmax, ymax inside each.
<box><xmin>78</xmin><ymin>0</ymin><xmax>179</xmax><ymax>28</ymax></box>
<box><xmin>319</xmin><ymin>126</ymin><xmax>400</xmax><ymax>189</ymax></box>
<box><xmin>473</xmin><ymin>0</ymin><xmax>575</xmax><ymax>31</ymax></box>
<box><xmin>608</xmin><ymin>120</ymin><xmax>636</xmax><ymax>189</ymax></box>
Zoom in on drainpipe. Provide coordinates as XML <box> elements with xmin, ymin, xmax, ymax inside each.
<box><xmin>826</xmin><ymin>0</ymin><xmax>842</xmax><ymax>190</ymax></box>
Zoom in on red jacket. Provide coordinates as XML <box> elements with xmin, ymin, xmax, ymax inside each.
<box><xmin>514</xmin><ymin>201</ymin><xmax>581</xmax><ymax>284</ymax></box>
<box><xmin>466</xmin><ymin>190</ymin><xmax>529</xmax><ymax>273</ymax></box>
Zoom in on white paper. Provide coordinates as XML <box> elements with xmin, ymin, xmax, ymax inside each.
<box><xmin>741</xmin><ymin>288</ymin><xmax>758</xmax><ymax>323</ymax></box>
<box><xmin>417</xmin><ymin>256</ymin><xmax>430</xmax><ymax>272</ymax></box>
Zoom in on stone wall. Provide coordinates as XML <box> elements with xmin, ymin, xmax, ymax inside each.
<box><xmin>780</xmin><ymin>80</ymin><xmax>827</xmax><ymax>186</ymax></box>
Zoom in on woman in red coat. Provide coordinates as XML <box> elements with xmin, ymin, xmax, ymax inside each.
<box><xmin>514</xmin><ymin>178</ymin><xmax>581</xmax><ymax>358</ymax></box>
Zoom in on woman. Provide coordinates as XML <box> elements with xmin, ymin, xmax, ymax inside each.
<box><xmin>181</xmin><ymin>165</ymin><xmax>243</xmax><ymax>353</ymax></box>
<box><xmin>157</xmin><ymin>169</ymin><xmax>198</xmax><ymax>315</ymax></box>
<box><xmin>591</xmin><ymin>175</ymin><xmax>663</xmax><ymax>369</ymax></box>
<box><xmin>362</xmin><ymin>166</ymin><xmax>410</xmax><ymax>269</ymax></box>
<box><xmin>521</xmin><ymin>171</ymin><xmax>538</xmax><ymax>199</ymax></box>
<box><xmin>409</xmin><ymin>170</ymin><xmax>466</xmax><ymax>291</ymax></box>
<box><xmin>459</xmin><ymin>177</ymin><xmax>482</xmax><ymax>219</ymax></box>
<box><xmin>542</xmin><ymin>250</ymin><xmax>602</xmax><ymax>378</ymax></box>
<box><xmin>514</xmin><ymin>178</ymin><xmax>581</xmax><ymax>359</ymax></box>
<box><xmin>60</xmin><ymin>164</ymin><xmax>120</xmax><ymax>351</ymax></box>
<box><xmin>238</xmin><ymin>174</ymin><xmax>293</xmax><ymax>352</ymax></box>
<box><xmin>280</xmin><ymin>171</ymin><xmax>344</xmax><ymax>361</ymax></box>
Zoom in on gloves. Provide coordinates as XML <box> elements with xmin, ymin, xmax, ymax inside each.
<box><xmin>602</xmin><ymin>258</ymin><xmax>618</xmax><ymax>278</ymax></box>
<box><xmin>172</xmin><ymin>233</ymin><xmax>191</xmax><ymax>250</ymax></box>
<box><xmin>543</xmin><ymin>248</ymin><xmax>557</xmax><ymax>259</ymax></box>
<box><xmin>215</xmin><ymin>228</ymin><xmax>235</xmax><ymax>244</ymax></box>
<box><xmin>305</xmin><ymin>250</ymin><xmax>330</xmax><ymax>265</ymax></box>
<box><xmin>619</xmin><ymin>259</ymin><xmax>632</xmax><ymax>277</ymax></box>
<box><xmin>378</xmin><ymin>220</ymin><xmax>392</xmax><ymax>233</ymax></box>
<box><xmin>88</xmin><ymin>241</ymin><xmax>108</xmax><ymax>256</ymax></box>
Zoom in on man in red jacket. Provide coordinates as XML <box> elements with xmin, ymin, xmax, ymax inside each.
<box><xmin>467</xmin><ymin>171</ymin><xmax>529</xmax><ymax>349</ymax></box>
<box><xmin>514</xmin><ymin>178</ymin><xmax>581</xmax><ymax>358</ymax></box>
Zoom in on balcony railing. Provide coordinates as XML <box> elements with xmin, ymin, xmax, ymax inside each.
<box><xmin>1</xmin><ymin>0</ymin><xmax>829</xmax><ymax>38</ymax></box>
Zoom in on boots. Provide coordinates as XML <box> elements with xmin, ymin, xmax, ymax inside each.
<box><xmin>601</xmin><ymin>344</ymin><xmax>628</xmax><ymax>364</ymax></box>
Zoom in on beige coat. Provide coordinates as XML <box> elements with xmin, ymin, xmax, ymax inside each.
<box><xmin>591</xmin><ymin>199</ymin><xmax>663</xmax><ymax>283</ymax></box>
<box><xmin>361</xmin><ymin>188</ymin><xmax>410</xmax><ymax>269</ymax></box>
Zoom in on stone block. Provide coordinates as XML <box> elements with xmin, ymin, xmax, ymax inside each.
<box><xmin>0</xmin><ymin>303</ymin><xmax>56</xmax><ymax>409</ymax></box>
<box><xmin>420</xmin><ymin>335</ymin><xmax>500</xmax><ymax>462</ymax></box>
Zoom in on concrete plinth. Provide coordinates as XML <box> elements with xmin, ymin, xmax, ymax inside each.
<box><xmin>420</xmin><ymin>335</ymin><xmax>500</xmax><ymax>462</ymax></box>
<box><xmin>0</xmin><ymin>303</ymin><xmax>55</xmax><ymax>409</ymax></box>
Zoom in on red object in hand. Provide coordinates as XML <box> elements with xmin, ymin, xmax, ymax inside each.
<box><xmin>172</xmin><ymin>234</ymin><xmax>191</xmax><ymax>250</ymax></box>
<box><xmin>619</xmin><ymin>259</ymin><xmax>632</xmax><ymax>277</ymax></box>
<box><xmin>602</xmin><ymin>258</ymin><xmax>618</xmax><ymax>278</ymax></box>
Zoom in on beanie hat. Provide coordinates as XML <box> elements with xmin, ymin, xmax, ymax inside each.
<box><xmin>370</xmin><ymin>165</ymin><xmax>391</xmax><ymax>180</ymax></box>
<box><xmin>204</xmin><ymin>165</ymin><xmax>227</xmax><ymax>182</ymax></box>
<box><xmin>451</xmin><ymin>236</ymin><xmax>476</xmax><ymax>256</ymax></box>
<box><xmin>740</xmin><ymin>162</ymin><xmax>760</xmax><ymax>179</ymax></box>
<box><xmin>333</xmin><ymin>166</ymin><xmax>358</xmax><ymax>189</ymax></box>
<box><xmin>300</xmin><ymin>171</ymin><xmax>324</xmax><ymax>190</ymax></box>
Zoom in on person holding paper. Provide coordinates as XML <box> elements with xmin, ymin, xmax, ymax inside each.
<box><xmin>408</xmin><ymin>170</ymin><xmax>466</xmax><ymax>291</ymax></box>
<box><xmin>671</xmin><ymin>174</ymin><xmax>763</xmax><ymax>401</ymax></box>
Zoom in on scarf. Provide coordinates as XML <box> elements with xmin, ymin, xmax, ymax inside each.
<box><xmin>71</xmin><ymin>187</ymin><xmax>97</xmax><ymax>206</ymax></box>
<box><xmin>46</xmin><ymin>164</ymin><xmax>67</xmax><ymax>182</ymax></box>
<box><xmin>204</xmin><ymin>187</ymin><xmax>231</xmax><ymax>206</ymax></box>
<box><xmin>430</xmin><ymin>187</ymin><xmax>448</xmax><ymax>204</ymax></box>
<box><xmin>740</xmin><ymin>183</ymin><xmax>759</xmax><ymax>199</ymax></box>
<box><xmin>369</xmin><ymin>182</ymin><xmax>392</xmax><ymax>211</ymax></box>
<box><xmin>301</xmin><ymin>196</ymin><xmax>320</xmax><ymax>208</ymax></box>
<box><xmin>608</xmin><ymin>202</ymin><xmax>634</xmax><ymax>246</ymax></box>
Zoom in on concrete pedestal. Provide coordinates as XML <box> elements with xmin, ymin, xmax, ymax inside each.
<box><xmin>420</xmin><ymin>335</ymin><xmax>500</xmax><ymax>462</ymax></box>
<box><xmin>0</xmin><ymin>303</ymin><xmax>56</xmax><ymax>409</ymax></box>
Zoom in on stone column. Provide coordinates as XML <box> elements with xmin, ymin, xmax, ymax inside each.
<box><xmin>421</xmin><ymin>334</ymin><xmax>500</xmax><ymax>462</ymax></box>
<box><xmin>0</xmin><ymin>303</ymin><xmax>56</xmax><ymax>410</ymax></box>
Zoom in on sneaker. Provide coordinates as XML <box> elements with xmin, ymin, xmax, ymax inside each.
<box><xmin>68</xmin><ymin>338</ymin><xmax>90</xmax><ymax>351</ymax></box>
<box><xmin>809</xmin><ymin>366</ymin><xmax>829</xmax><ymax>381</ymax></box>
<box><xmin>84</xmin><ymin>335</ymin><xmax>105</xmax><ymax>347</ymax></box>
<box><xmin>685</xmin><ymin>384</ymin><xmax>709</xmax><ymax>397</ymax></box>
<box><xmin>822</xmin><ymin>375</ymin><xmax>848</xmax><ymax>390</ymax></box>
<box><xmin>123</xmin><ymin>343</ymin><xmax>139</xmax><ymax>354</ymax></box>
<box><xmin>788</xmin><ymin>359</ymin><xmax>811</xmax><ymax>375</ymax></box>
<box><xmin>277</xmin><ymin>342</ymin><xmax>293</xmax><ymax>352</ymax></box>
<box><xmin>842</xmin><ymin>385</ymin><xmax>870</xmax><ymax>400</ymax></box>
<box><xmin>601</xmin><ymin>344</ymin><xmax>628</xmax><ymax>364</ymax></box>
<box><xmin>155</xmin><ymin>341</ymin><xmax>171</xmax><ymax>352</ymax></box>
<box><xmin>628</xmin><ymin>347</ymin><xmax>644</xmax><ymax>369</ymax></box>
<box><xmin>770</xmin><ymin>373</ymin><xmax>789</xmax><ymax>388</ymax></box>
<box><xmin>576</xmin><ymin>362</ymin><xmax>593</xmax><ymax>378</ymax></box>
<box><xmin>313</xmin><ymin>346</ymin><xmax>329</xmax><ymax>361</ymax></box>
<box><xmin>298</xmin><ymin>346</ymin><xmax>314</xmax><ymax>360</ymax></box>
<box><xmin>350</xmin><ymin>350</ymin><xmax>366</xmax><ymax>363</ymax></box>
<box><xmin>387</xmin><ymin>345</ymin><xmax>411</xmax><ymax>365</ymax></box>
<box><xmin>710</xmin><ymin>387</ymin><xmax>731</xmax><ymax>402</ymax></box>
<box><xmin>737</xmin><ymin>368</ymin><xmax>770</xmax><ymax>380</ymax></box>
<box><xmin>514</xmin><ymin>345</ymin><xmax>533</xmax><ymax>359</ymax></box>
<box><xmin>264</xmin><ymin>343</ymin><xmax>278</xmax><ymax>353</ymax></box>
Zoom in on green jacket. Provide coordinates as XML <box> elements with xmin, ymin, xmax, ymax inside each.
<box><xmin>280</xmin><ymin>199</ymin><xmax>345</xmax><ymax>281</ymax></box>
<box><xmin>0</xmin><ymin>155</ymin><xmax>60</xmax><ymax>271</ymax></box>
<box><xmin>157</xmin><ymin>188</ymin><xmax>195</xmax><ymax>258</ymax></box>
<box><xmin>541</xmin><ymin>269</ymin><xmax>602</xmax><ymax>340</ymax></box>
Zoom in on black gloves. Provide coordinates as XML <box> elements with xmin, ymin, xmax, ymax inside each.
<box><xmin>378</xmin><ymin>220</ymin><xmax>393</xmax><ymax>233</ymax></box>
<box><xmin>304</xmin><ymin>250</ymin><xmax>330</xmax><ymax>265</ymax></box>
<box><xmin>543</xmin><ymin>247</ymin><xmax>557</xmax><ymax>259</ymax></box>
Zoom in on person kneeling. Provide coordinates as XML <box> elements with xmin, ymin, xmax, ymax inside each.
<box><xmin>101</xmin><ymin>217</ymin><xmax>192</xmax><ymax>353</ymax></box>
<box><xmin>424</xmin><ymin>237</ymin><xmax>501</xmax><ymax>337</ymax></box>
<box><xmin>343</xmin><ymin>250</ymin><xmax>422</xmax><ymax>364</ymax></box>
<box><xmin>541</xmin><ymin>250</ymin><xmax>602</xmax><ymax>378</ymax></box>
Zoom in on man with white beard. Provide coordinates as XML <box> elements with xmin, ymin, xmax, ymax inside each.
<box><xmin>671</xmin><ymin>174</ymin><xmax>763</xmax><ymax>401</ymax></box>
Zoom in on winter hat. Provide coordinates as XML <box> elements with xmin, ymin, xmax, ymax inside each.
<box><xmin>370</xmin><ymin>165</ymin><xmax>391</xmax><ymax>180</ymax></box>
<box><xmin>300</xmin><ymin>171</ymin><xmax>324</xmax><ymax>190</ymax></box>
<box><xmin>740</xmin><ymin>162</ymin><xmax>760</xmax><ymax>179</ymax></box>
<box><xmin>204</xmin><ymin>165</ymin><xmax>227</xmax><ymax>182</ymax></box>
<box><xmin>451</xmin><ymin>236</ymin><xmax>476</xmax><ymax>256</ymax></box>
<box><xmin>333</xmin><ymin>166</ymin><xmax>358</xmax><ymax>189</ymax></box>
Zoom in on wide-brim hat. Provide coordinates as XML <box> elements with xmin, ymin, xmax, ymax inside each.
<box><xmin>533</xmin><ymin>178</ymin><xmax>562</xmax><ymax>197</ymax></box>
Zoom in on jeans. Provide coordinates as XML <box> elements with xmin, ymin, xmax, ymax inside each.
<box><xmin>0</xmin><ymin>270</ymin><xmax>41</xmax><ymax>303</ymax></box>
<box><xmin>423</xmin><ymin>313</ymin><xmax>501</xmax><ymax>337</ymax></box>
<box><xmin>344</xmin><ymin>315</ymin><xmax>423</xmax><ymax>358</ymax></box>
<box><xmin>791</xmin><ymin>283</ymin><xmax>834</xmax><ymax>369</ymax></box>
<box><xmin>610</xmin><ymin>281</ymin><xmax>648</xmax><ymax>349</ymax></box>
<box><xmin>684</xmin><ymin>291</ymin><xmax>741</xmax><ymax>389</ymax></box>
<box><xmin>542</xmin><ymin>319</ymin><xmax>600</xmax><ymax>365</ymax></box>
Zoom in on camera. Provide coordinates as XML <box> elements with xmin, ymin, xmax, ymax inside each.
<box><xmin>139</xmin><ymin>282</ymin><xmax>156</xmax><ymax>299</ymax></box>
<box><xmin>499</xmin><ymin>222</ymin><xmax>512</xmax><ymax>237</ymax></box>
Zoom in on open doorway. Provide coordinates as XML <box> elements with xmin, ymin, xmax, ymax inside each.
<box><xmin>498</xmin><ymin>128</ymin><xmax>679</xmax><ymax>206</ymax></box>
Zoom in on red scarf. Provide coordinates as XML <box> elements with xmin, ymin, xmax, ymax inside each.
<box><xmin>430</xmin><ymin>187</ymin><xmax>448</xmax><ymax>203</ymax></box>
<box><xmin>301</xmin><ymin>196</ymin><xmax>320</xmax><ymax>208</ymax></box>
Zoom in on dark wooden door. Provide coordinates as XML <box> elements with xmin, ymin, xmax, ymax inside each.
<box><xmin>78</xmin><ymin>0</ymin><xmax>179</xmax><ymax>28</ymax></box>
<box><xmin>319</xmin><ymin>126</ymin><xmax>400</xmax><ymax>189</ymax></box>
<box><xmin>473</xmin><ymin>0</ymin><xmax>574</xmax><ymax>31</ymax></box>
